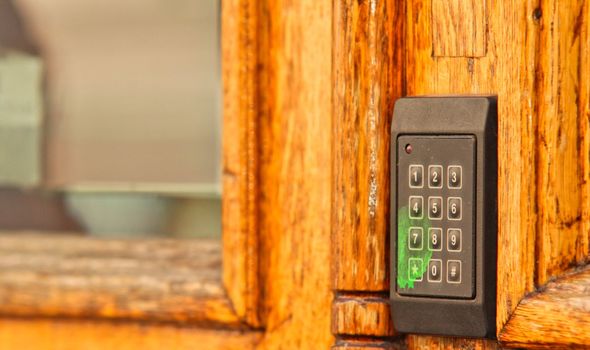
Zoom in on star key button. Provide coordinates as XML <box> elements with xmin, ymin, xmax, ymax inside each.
<box><xmin>408</xmin><ymin>258</ymin><xmax>424</xmax><ymax>282</ymax></box>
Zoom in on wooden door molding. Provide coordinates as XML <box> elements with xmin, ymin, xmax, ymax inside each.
<box><xmin>331</xmin><ymin>0</ymin><xmax>590</xmax><ymax>348</ymax></box>
<box><xmin>331</xmin><ymin>0</ymin><xmax>404</xmax><ymax>348</ymax></box>
<box><xmin>222</xmin><ymin>0</ymin><xmax>263</xmax><ymax>327</ymax></box>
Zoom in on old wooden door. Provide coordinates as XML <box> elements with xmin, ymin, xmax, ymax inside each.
<box><xmin>332</xmin><ymin>0</ymin><xmax>590</xmax><ymax>349</ymax></box>
<box><xmin>0</xmin><ymin>0</ymin><xmax>588</xmax><ymax>349</ymax></box>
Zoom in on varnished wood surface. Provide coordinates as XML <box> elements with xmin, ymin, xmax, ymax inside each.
<box><xmin>0</xmin><ymin>233</ymin><xmax>243</xmax><ymax>328</ymax></box>
<box><xmin>333</xmin><ymin>338</ymin><xmax>407</xmax><ymax>350</ymax></box>
<box><xmin>254</xmin><ymin>0</ymin><xmax>334</xmax><ymax>348</ymax></box>
<box><xmin>499</xmin><ymin>265</ymin><xmax>590</xmax><ymax>349</ymax></box>
<box><xmin>332</xmin><ymin>0</ymin><xmax>590</xmax><ymax>347</ymax></box>
<box><xmin>407</xmin><ymin>336</ymin><xmax>499</xmax><ymax>350</ymax></box>
<box><xmin>332</xmin><ymin>0</ymin><xmax>402</xmax><ymax>293</ymax></box>
<box><xmin>534</xmin><ymin>0</ymin><xmax>588</xmax><ymax>286</ymax></box>
<box><xmin>0</xmin><ymin>318</ymin><xmax>261</xmax><ymax>350</ymax></box>
<box><xmin>221</xmin><ymin>0</ymin><xmax>262</xmax><ymax>327</ymax></box>
<box><xmin>332</xmin><ymin>294</ymin><xmax>394</xmax><ymax>337</ymax></box>
<box><xmin>431</xmin><ymin>0</ymin><xmax>487</xmax><ymax>57</ymax></box>
<box><xmin>406</xmin><ymin>0</ymin><xmax>540</xmax><ymax>334</ymax></box>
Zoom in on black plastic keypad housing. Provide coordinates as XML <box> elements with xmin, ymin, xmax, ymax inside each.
<box><xmin>390</xmin><ymin>96</ymin><xmax>497</xmax><ymax>338</ymax></box>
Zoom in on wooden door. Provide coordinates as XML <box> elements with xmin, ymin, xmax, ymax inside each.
<box><xmin>0</xmin><ymin>0</ymin><xmax>588</xmax><ymax>349</ymax></box>
<box><xmin>332</xmin><ymin>0</ymin><xmax>590</xmax><ymax>349</ymax></box>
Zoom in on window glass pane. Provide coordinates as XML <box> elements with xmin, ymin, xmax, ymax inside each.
<box><xmin>0</xmin><ymin>0</ymin><xmax>221</xmax><ymax>238</ymax></box>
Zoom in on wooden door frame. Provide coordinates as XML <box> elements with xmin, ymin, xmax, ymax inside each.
<box><xmin>331</xmin><ymin>0</ymin><xmax>590</xmax><ymax>349</ymax></box>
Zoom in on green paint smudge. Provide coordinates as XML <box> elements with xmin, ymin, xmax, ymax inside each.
<box><xmin>397</xmin><ymin>206</ymin><xmax>432</xmax><ymax>289</ymax></box>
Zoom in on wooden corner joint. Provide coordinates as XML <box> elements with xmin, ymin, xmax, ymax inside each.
<box><xmin>498</xmin><ymin>264</ymin><xmax>590</xmax><ymax>348</ymax></box>
<box><xmin>331</xmin><ymin>292</ymin><xmax>396</xmax><ymax>339</ymax></box>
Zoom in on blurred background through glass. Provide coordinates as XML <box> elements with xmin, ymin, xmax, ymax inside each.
<box><xmin>0</xmin><ymin>0</ymin><xmax>221</xmax><ymax>238</ymax></box>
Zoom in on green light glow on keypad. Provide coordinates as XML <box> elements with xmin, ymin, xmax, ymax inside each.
<box><xmin>397</xmin><ymin>206</ymin><xmax>432</xmax><ymax>289</ymax></box>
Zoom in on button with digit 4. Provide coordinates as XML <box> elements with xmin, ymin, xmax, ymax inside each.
<box><xmin>409</xmin><ymin>196</ymin><xmax>423</xmax><ymax>219</ymax></box>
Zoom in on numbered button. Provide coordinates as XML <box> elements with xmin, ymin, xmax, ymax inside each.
<box><xmin>447</xmin><ymin>260</ymin><xmax>462</xmax><ymax>284</ymax></box>
<box><xmin>428</xmin><ymin>165</ymin><xmax>443</xmax><ymax>188</ymax></box>
<box><xmin>428</xmin><ymin>228</ymin><xmax>442</xmax><ymax>251</ymax></box>
<box><xmin>447</xmin><ymin>197</ymin><xmax>462</xmax><ymax>220</ymax></box>
<box><xmin>448</xmin><ymin>165</ymin><xmax>462</xmax><ymax>189</ymax></box>
<box><xmin>428</xmin><ymin>259</ymin><xmax>442</xmax><ymax>282</ymax></box>
<box><xmin>409</xmin><ymin>196</ymin><xmax>423</xmax><ymax>219</ymax></box>
<box><xmin>409</xmin><ymin>165</ymin><xmax>424</xmax><ymax>188</ymax></box>
<box><xmin>408</xmin><ymin>227</ymin><xmax>423</xmax><ymax>251</ymax></box>
<box><xmin>447</xmin><ymin>228</ymin><xmax>462</xmax><ymax>252</ymax></box>
<box><xmin>408</xmin><ymin>258</ymin><xmax>424</xmax><ymax>282</ymax></box>
<box><xmin>428</xmin><ymin>196</ymin><xmax>443</xmax><ymax>220</ymax></box>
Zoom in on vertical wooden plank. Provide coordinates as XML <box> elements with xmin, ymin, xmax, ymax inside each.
<box><xmin>255</xmin><ymin>0</ymin><xmax>333</xmax><ymax>347</ymax></box>
<box><xmin>535</xmin><ymin>0</ymin><xmax>587</xmax><ymax>285</ymax></box>
<box><xmin>332</xmin><ymin>0</ymin><xmax>401</xmax><ymax>292</ymax></box>
<box><xmin>221</xmin><ymin>0</ymin><xmax>261</xmax><ymax>326</ymax></box>
<box><xmin>431</xmin><ymin>0</ymin><xmax>487</xmax><ymax>57</ymax></box>
<box><xmin>581</xmin><ymin>0</ymin><xmax>590</xmax><ymax>262</ymax></box>
<box><xmin>407</xmin><ymin>0</ymin><xmax>539</xmax><ymax>336</ymax></box>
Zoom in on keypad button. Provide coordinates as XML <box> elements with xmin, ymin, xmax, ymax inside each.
<box><xmin>408</xmin><ymin>258</ymin><xmax>424</xmax><ymax>282</ymax></box>
<box><xmin>428</xmin><ymin>259</ymin><xmax>443</xmax><ymax>282</ymax></box>
<box><xmin>408</xmin><ymin>227</ymin><xmax>423</xmax><ymax>251</ymax></box>
<box><xmin>409</xmin><ymin>165</ymin><xmax>424</xmax><ymax>188</ymax></box>
<box><xmin>448</xmin><ymin>165</ymin><xmax>462</xmax><ymax>189</ymax></box>
<box><xmin>428</xmin><ymin>196</ymin><xmax>443</xmax><ymax>220</ymax></box>
<box><xmin>428</xmin><ymin>165</ymin><xmax>443</xmax><ymax>188</ymax></box>
<box><xmin>409</xmin><ymin>196</ymin><xmax>423</xmax><ymax>219</ymax></box>
<box><xmin>428</xmin><ymin>228</ymin><xmax>442</xmax><ymax>251</ymax></box>
<box><xmin>447</xmin><ymin>228</ymin><xmax>462</xmax><ymax>252</ymax></box>
<box><xmin>447</xmin><ymin>260</ymin><xmax>462</xmax><ymax>284</ymax></box>
<box><xmin>447</xmin><ymin>197</ymin><xmax>462</xmax><ymax>220</ymax></box>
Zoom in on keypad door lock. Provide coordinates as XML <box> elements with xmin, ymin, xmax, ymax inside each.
<box><xmin>390</xmin><ymin>97</ymin><xmax>497</xmax><ymax>338</ymax></box>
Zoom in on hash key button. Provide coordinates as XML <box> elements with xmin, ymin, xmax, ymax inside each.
<box><xmin>447</xmin><ymin>260</ymin><xmax>461</xmax><ymax>284</ymax></box>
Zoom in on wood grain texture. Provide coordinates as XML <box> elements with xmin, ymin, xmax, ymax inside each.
<box><xmin>499</xmin><ymin>265</ymin><xmax>590</xmax><ymax>349</ymax></box>
<box><xmin>221</xmin><ymin>0</ymin><xmax>262</xmax><ymax>327</ymax></box>
<box><xmin>0</xmin><ymin>233</ymin><xmax>243</xmax><ymax>328</ymax></box>
<box><xmin>253</xmin><ymin>0</ymin><xmax>334</xmax><ymax>347</ymax></box>
<box><xmin>581</xmin><ymin>0</ymin><xmax>590</xmax><ymax>263</ymax></box>
<box><xmin>407</xmin><ymin>336</ymin><xmax>499</xmax><ymax>350</ymax></box>
<box><xmin>535</xmin><ymin>0</ymin><xmax>588</xmax><ymax>285</ymax></box>
<box><xmin>333</xmin><ymin>338</ymin><xmax>407</xmax><ymax>350</ymax></box>
<box><xmin>406</xmin><ymin>0</ymin><xmax>539</xmax><ymax>333</ymax></box>
<box><xmin>431</xmin><ymin>0</ymin><xmax>487</xmax><ymax>57</ymax></box>
<box><xmin>332</xmin><ymin>0</ymin><xmax>403</xmax><ymax>292</ymax></box>
<box><xmin>332</xmin><ymin>294</ymin><xmax>394</xmax><ymax>337</ymax></box>
<box><xmin>0</xmin><ymin>318</ymin><xmax>261</xmax><ymax>350</ymax></box>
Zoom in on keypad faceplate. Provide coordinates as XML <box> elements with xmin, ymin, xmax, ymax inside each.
<box><xmin>396</xmin><ymin>136</ymin><xmax>475</xmax><ymax>299</ymax></box>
